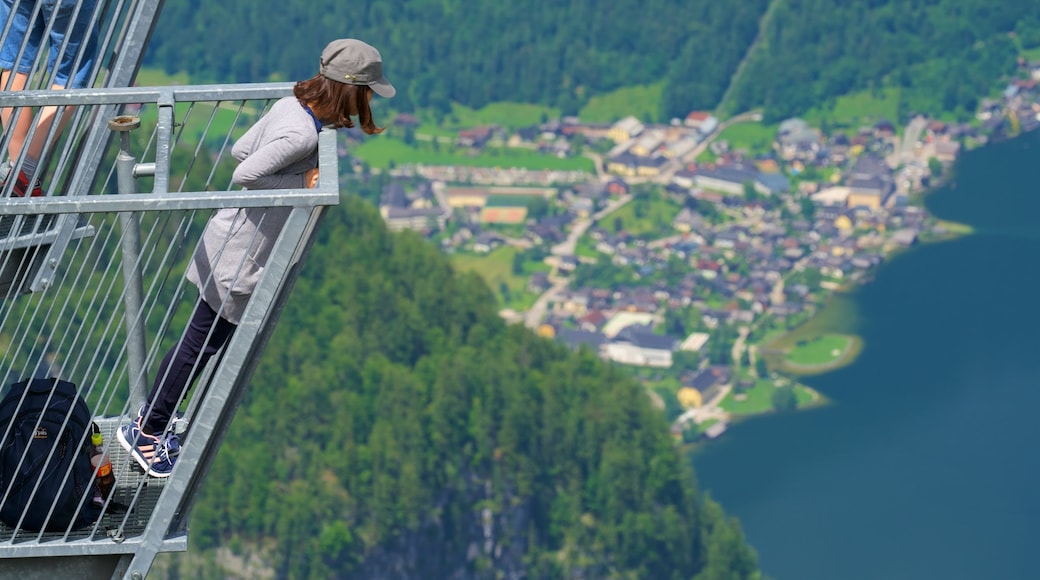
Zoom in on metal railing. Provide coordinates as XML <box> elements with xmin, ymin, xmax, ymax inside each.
<box><xmin>0</xmin><ymin>0</ymin><xmax>164</xmax><ymax>199</ymax></box>
<box><xmin>0</xmin><ymin>82</ymin><xmax>341</xmax><ymax>580</ymax></box>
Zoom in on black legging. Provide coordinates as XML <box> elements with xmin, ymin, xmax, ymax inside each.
<box><xmin>141</xmin><ymin>298</ymin><xmax>236</xmax><ymax>435</ymax></box>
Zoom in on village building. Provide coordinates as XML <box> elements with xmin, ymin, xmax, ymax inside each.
<box><xmin>845</xmin><ymin>153</ymin><xmax>894</xmax><ymax>210</ymax></box>
<box><xmin>379</xmin><ymin>181</ymin><xmax>450</xmax><ymax>232</ymax></box>
<box><xmin>602</xmin><ymin>325</ymin><xmax>679</xmax><ymax>368</ymax></box>
<box><xmin>608</xmin><ymin>115</ymin><xmax>645</xmax><ymax>143</ymax></box>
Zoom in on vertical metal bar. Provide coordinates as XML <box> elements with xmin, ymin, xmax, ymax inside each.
<box><xmin>30</xmin><ymin>0</ymin><xmax>167</xmax><ymax>292</ymax></box>
<box><xmin>109</xmin><ymin>116</ymin><xmax>147</xmax><ymax>406</ymax></box>
<box><xmin>152</xmin><ymin>90</ymin><xmax>174</xmax><ymax>194</ymax></box>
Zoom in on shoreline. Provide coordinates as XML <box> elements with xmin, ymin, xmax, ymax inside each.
<box><xmin>716</xmin><ymin>194</ymin><xmax>976</xmax><ymax>427</ymax></box>
<box><xmin>776</xmin><ymin>334</ymin><xmax>864</xmax><ymax>376</ymax></box>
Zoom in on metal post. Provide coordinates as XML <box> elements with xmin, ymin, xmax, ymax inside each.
<box><xmin>109</xmin><ymin>115</ymin><xmax>148</xmax><ymax>407</ymax></box>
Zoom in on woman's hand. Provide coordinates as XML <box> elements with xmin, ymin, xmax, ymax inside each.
<box><xmin>304</xmin><ymin>168</ymin><xmax>320</xmax><ymax>188</ymax></box>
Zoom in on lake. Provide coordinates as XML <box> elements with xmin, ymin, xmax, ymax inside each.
<box><xmin>692</xmin><ymin>130</ymin><xmax>1040</xmax><ymax>580</ymax></box>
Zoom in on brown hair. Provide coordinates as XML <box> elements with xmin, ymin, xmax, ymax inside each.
<box><xmin>293</xmin><ymin>75</ymin><xmax>384</xmax><ymax>134</ymax></box>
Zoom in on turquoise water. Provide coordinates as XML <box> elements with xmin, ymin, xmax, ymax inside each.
<box><xmin>692</xmin><ymin>131</ymin><xmax>1040</xmax><ymax>580</ymax></box>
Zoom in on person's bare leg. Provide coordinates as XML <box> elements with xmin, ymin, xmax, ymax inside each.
<box><xmin>0</xmin><ymin>71</ymin><xmax>32</xmax><ymax>163</ymax></box>
<box><xmin>23</xmin><ymin>82</ymin><xmax>76</xmax><ymax>162</ymax></box>
<box><xmin>0</xmin><ymin>76</ymin><xmax>74</xmax><ymax>187</ymax></box>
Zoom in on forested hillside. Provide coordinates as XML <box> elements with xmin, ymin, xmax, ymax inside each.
<box><xmin>725</xmin><ymin>0</ymin><xmax>1040</xmax><ymax>121</ymax></box>
<box><xmin>146</xmin><ymin>0</ymin><xmax>767</xmax><ymax>118</ymax></box>
<box><xmin>149</xmin><ymin>0</ymin><xmax>1040</xmax><ymax>122</ymax></box>
<box><xmin>164</xmin><ymin>197</ymin><xmax>758</xmax><ymax>579</ymax></box>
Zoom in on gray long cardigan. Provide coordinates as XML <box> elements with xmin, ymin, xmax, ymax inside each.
<box><xmin>186</xmin><ymin>96</ymin><xmax>320</xmax><ymax>324</ymax></box>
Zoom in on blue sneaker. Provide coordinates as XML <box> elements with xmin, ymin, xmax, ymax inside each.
<box><xmin>117</xmin><ymin>420</ymin><xmax>179</xmax><ymax>478</ymax></box>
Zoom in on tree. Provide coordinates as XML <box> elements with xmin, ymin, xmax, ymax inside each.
<box><xmin>800</xmin><ymin>197</ymin><xmax>816</xmax><ymax>220</ymax></box>
<box><xmin>512</xmin><ymin>251</ymin><xmax>525</xmax><ymax>276</ymax></box>
<box><xmin>671</xmin><ymin>351</ymin><xmax>701</xmax><ymax>375</ymax></box>
<box><xmin>708</xmin><ymin>327</ymin><xmax>732</xmax><ymax>365</ymax></box>
<box><xmin>743</xmin><ymin>181</ymin><xmax>759</xmax><ymax>202</ymax></box>
<box><xmin>803</xmin><ymin>267</ymin><xmax>823</xmax><ymax>289</ymax></box>
<box><xmin>665</xmin><ymin>307</ymin><xmax>688</xmax><ymax>338</ymax></box>
<box><xmin>527</xmin><ymin>196</ymin><xmax>551</xmax><ymax>220</ymax></box>
<box><xmin>755</xmin><ymin>355</ymin><xmax>769</xmax><ymax>378</ymax></box>
<box><xmin>771</xmin><ymin>385</ymin><xmax>797</xmax><ymax>412</ymax></box>
<box><xmin>928</xmin><ymin>157</ymin><xmax>944</xmax><ymax>178</ymax></box>
<box><xmin>571</xmin><ymin>133</ymin><xmax>585</xmax><ymax>156</ymax></box>
<box><xmin>499</xmin><ymin>281</ymin><xmax>511</xmax><ymax>304</ymax></box>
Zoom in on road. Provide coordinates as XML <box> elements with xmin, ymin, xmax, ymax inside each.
<box><xmin>551</xmin><ymin>194</ymin><xmax>633</xmax><ymax>256</ymax></box>
<box><xmin>731</xmin><ymin>327</ymin><xmax>750</xmax><ymax>370</ymax></box>
<box><xmin>523</xmin><ymin>276</ymin><xmax>570</xmax><ymax>329</ymax></box>
<box><xmin>583</xmin><ymin>151</ymin><xmax>605</xmax><ymax>178</ymax></box>
<box><xmin>522</xmin><ymin>109</ymin><xmax>763</xmax><ymax>330</ymax></box>
<box><xmin>889</xmin><ymin>115</ymin><xmax>927</xmax><ymax>167</ymax></box>
<box><xmin>674</xmin><ymin>384</ymin><xmax>731</xmax><ymax>427</ymax></box>
<box><xmin>523</xmin><ymin>194</ymin><xmax>634</xmax><ymax>329</ymax></box>
<box><xmin>654</xmin><ymin>110</ymin><xmax>763</xmax><ymax>183</ymax></box>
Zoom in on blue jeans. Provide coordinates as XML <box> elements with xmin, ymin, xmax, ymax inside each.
<box><xmin>0</xmin><ymin>0</ymin><xmax>99</xmax><ymax>88</ymax></box>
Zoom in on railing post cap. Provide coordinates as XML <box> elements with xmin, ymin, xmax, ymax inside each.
<box><xmin>108</xmin><ymin>115</ymin><xmax>141</xmax><ymax>131</ymax></box>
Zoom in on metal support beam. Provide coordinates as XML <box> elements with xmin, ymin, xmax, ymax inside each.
<box><xmin>110</xmin><ymin>116</ymin><xmax>148</xmax><ymax>407</ymax></box>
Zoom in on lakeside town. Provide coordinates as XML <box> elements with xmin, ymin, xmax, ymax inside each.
<box><xmin>368</xmin><ymin>60</ymin><xmax>1040</xmax><ymax>443</ymax></box>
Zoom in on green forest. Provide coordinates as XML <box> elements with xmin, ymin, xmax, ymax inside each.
<box><xmin>137</xmin><ymin>1</ymin><xmax>1040</xmax><ymax>577</ymax></box>
<box><xmin>148</xmin><ymin>0</ymin><xmax>1040</xmax><ymax>122</ymax></box>
<box><xmin>166</xmin><ymin>198</ymin><xmax>758</xmax><ymax>579</ymax></box>
<box><xmin>725</xmin><ymin>0</ymin><xmax>1040</xmax><ymax>122</ymax></box>
<box><xmin>147</xmin><ymin>0</ymin><xmax>767</xmax><ymax>118</ymax></box>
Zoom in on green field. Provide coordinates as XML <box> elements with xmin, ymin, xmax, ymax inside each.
<box><xmin>715</xmin><ymin>121</ymin><xmax>779</xmax><ymax>154</ymax></box>
<box><xmin>396</xmin><ymin>102</ymin><xmax>560</xmax><ymax>138</ymax></box>
<box><xmin>352</xmin><ymin>137</ymin><xmax>594</xmax><ymax>172</ymax></box>
<box><xmin>574</xmin><ymin>236</ymin><xmax>599</xmax><ymax>259</ymax></box>
<box><xmin>579</xmin><ymin>83</ymin><xmax>664</xmax><ymax>124</ymax></box>
<box><xmin>786</xmin><ymin>334</ymin><xmax>854</xmax><ymax>365</ymax></box>
<box><xmin>450</xmin><ymin>246</ymin><xmax>545</xmax><ymax>310</ymax></box>
<box><xmin>767</xmin><ymin>294</ymin><xmax>861</xmax><ymax>349</ymax></box>
<box><xmin>448</xmin><ymin>102</ymin><xmax>559</xmax><ymax>130</ymax></box>
<box><xmin>600</xmin><ymin>192</ymin><xmax>681</xmax><ymax>237</ymax></box>
<box><xmin>720</xmin><ymin>379</ymin><xmax>819</xmax><ymax>416</ymax></box>
<box><xmin>778</xmin><ymin>332</ymin><xmax>863</xmax><ymax>376</ymax></box>
<box><xmin>803</xmin><ymin>86</ymin><xmax>902</xmax><ymax>131</ymax></box>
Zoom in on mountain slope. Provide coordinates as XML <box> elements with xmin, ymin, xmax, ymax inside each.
<box><xmin>169</xmin><ymin>197</ymin><xmax>758</xmax><ymax>579</ymax></box>
<box><xmin>148</xmin><ymin>0</ymin><xmax>1040</xmax><ymax>122</ymax></box>
<box><xmin>146</xmin><ymin>0</ymin><xmax>767</xmax><ymax>118</ymax></box>
<box><xmin>726</xmin><ymin>0</ymin><xmax>1040</xmax><ymax>121</ymax></box>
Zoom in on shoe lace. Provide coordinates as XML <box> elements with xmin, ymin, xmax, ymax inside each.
<box><xmin>158</xmin><ymin>433</ymin><xmax>181</xmax><ymax>460</ymax></box>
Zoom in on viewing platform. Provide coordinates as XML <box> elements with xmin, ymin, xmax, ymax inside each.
<box><xmin>0</xmin><ymin>2</ymin><xmax>340</xmax><ymax>578</ymax></box>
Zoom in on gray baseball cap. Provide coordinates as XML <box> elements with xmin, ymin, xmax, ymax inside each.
<box><xmin>319</xmin><ymin>39</ymin><xmax>395</xmax><ymax>98</ymax></box>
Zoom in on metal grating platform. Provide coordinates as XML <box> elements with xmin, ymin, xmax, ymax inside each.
<box><xmin>0</xmin><ymin>416</ymin><xmax>170</xmax><ymax>546</ymax></box>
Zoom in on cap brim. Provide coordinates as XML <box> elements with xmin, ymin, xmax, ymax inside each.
<box><xmin>370</xmin><ymin>77</ymin><xmax>395</xmax><ymax>98</ymax></box>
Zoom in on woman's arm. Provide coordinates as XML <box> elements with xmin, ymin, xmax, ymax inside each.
<box><xmin>232</xmin><ymin>128</ymin><xmax>317</xmax><ymax>190</ymax></box>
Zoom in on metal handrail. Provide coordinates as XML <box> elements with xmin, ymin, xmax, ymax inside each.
<box><xmin>0</xmin><ymin>83</ymin><xmax>342</xmax><ymax>580</ymax></box>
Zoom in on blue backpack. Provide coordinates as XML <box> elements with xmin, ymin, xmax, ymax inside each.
<box><xmin>0</xmin><ymin>377</ymin><xmax>101</xmax><ymax>532</ymax></box>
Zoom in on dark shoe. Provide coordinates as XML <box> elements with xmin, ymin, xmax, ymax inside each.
<box><xmin>117</xmin><ymin>420</ymin><xmax>180</xmax><ymax>478</ymax></box>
